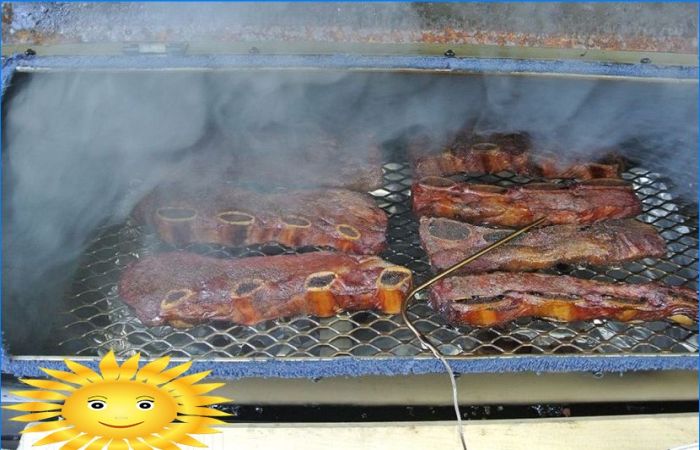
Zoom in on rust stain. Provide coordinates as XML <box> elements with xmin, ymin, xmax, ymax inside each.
<box><xmin>419</xmin><ymin>29</ymin><xmax>695</xmax><ymax>54</ymax></box>
<box><xmin>2</xmin><ymin>24</ymin><xmax>696</xmax><ymax>54</ymax></box>
<box><xmin>10</xmin><ymin>29</ymin><xmax>54</xmax><ymax>46</ymax></box>
<box><xmin>2</xmin><ymin>3</ymin><xmax>13</xmax><ymax>27</ymax></box>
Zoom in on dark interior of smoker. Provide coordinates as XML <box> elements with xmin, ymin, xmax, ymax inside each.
<box><xmin>2</xmin><ymin>70</ymin><xmax>697</xmax><ymax>361</ymax></box>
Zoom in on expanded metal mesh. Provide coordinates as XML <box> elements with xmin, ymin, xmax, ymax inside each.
<box><xmin>57</xmin><ymin>162</ymin><xmax>698</xmax><ymax>359</ymax></box>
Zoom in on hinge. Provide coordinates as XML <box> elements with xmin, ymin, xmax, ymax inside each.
<box><xmin>123</xmin><ymin>42</ymin><xmax>188</xmax><ymax>56</ymax></box>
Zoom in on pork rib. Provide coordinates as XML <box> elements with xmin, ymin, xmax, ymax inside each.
<box><xmin>412</xmin><ymin>178</ymin><xmax>642</xmax><ymax>227</ymax></box>
<box><xmin>419</xmin><ymin>217</ymin><xmax>666</xmax><ymax>273</ymax></box>
<box><xmin>429</xmin><ymin>272</ymin><xmax>697</xmax><ymax>327</ymax></box>
<box><xmin>411</xmin><ymin>131</ymin><xmax>621</xmax><ymax>180</ymax></box>
<box><xmin>119</xmin><ymin>251</ymin><xmax>413</xmax><ymax>327</ymax></box>
<box><xmin>134</xmin><ymin>186</ymin><xmax>388</xmax><ymax>254</ymax></box>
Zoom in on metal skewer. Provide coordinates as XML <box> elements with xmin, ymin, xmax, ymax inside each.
<box><xmin>400</xmin><ymin>216</ymin><xmax>546</xmax><ymax>450</ymax></box>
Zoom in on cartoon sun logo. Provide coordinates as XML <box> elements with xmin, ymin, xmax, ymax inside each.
<box><xmin>5</xmin><ymin>351</ymin><xmax>231</xmax><ymax>449</ymax></box>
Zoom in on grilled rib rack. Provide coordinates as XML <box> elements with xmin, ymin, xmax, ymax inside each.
<box><xmin>48</xmin><ymin>158</ymin><xmax>698</xmax><ymax>362</ymax></box>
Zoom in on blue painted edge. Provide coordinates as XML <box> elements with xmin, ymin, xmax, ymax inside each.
<box><xmin>1</xmin><ymin>53</ymin><xmax>697</xmax><ymax>379</ymax></box>
<box><xmin>1</xmin><ymin>54</ymin><xmax>25</xmax><ymax>95</ymax></box>
<box><xmin>2</xmin><ymin>354</ymin><xmax>697</xmax><ymax>379</ymax></box>
<box><xmin>6</xmin><ymin>53</ymin><xmax>699</xmax><ymax>79</ymax></box>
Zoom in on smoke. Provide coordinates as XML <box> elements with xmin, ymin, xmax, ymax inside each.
<box><xmin>213</xmin><ymin>70</ymin><xmax>697</xmax><ymax>182</ymax></box>
<box><xmin>2</xmin><ymin>65</ymin><xmax>697</xmax><ymax>353</ymax></box>
<box><xmin>2</xmin><ymin>71</ymin><xmax>209</xmax><ymax>351</ymax></box>
<box><xmin>474</xmin><ymin>75</ymin><xmax>698</xmax><ymax>189</ymax></box>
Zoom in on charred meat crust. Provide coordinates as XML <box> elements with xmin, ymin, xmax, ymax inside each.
<box><xmin>429</xmin><ymin>272</ymin><xmax>697</xmax><ymax>327</ymax></box>
<box><xmin>412</xmin><ymin>178</ymin><xmax>642</xmax><ymax>227</ymax></box>
<box><xmin>419</xmin><ymin>217</ymin><xmax>666</xmax><ymax>273</ymax></box>
<box><xmin>118</xmin><ymin>251</ymin><xmax>413</xmax><ymax>327</ymax></box>
<box><xmin>135</xmin><ymin>186</ymin><xmax>388</xmax><ymax>255</ymax></box>
<box><xmin>411</xmin><ymin>131</ymin><xmax>622</xmax><ymax>180</ymax></box>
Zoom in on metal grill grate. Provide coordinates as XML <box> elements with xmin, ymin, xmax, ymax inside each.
<box><xmin>58</xmin><ymin>162</ymin><xmax>698</xmax><ymax>359</ymax></box>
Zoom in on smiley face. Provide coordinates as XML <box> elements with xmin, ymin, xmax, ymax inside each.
<box><xmin>61</xmin><ymin>380</ymin><xmax>178</xmax><ymax>439</ymax></box>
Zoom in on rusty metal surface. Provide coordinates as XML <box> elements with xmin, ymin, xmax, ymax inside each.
<box><xmin>2</xmin><ymin>3</ymin><xmax>697</xmax><ymax>53</ymax></box>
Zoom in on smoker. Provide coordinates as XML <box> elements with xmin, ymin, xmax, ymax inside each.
<box><xmin>1</xmin><ymin>4</ymin><xmax>697</xmax><ymax>449</ymax></box>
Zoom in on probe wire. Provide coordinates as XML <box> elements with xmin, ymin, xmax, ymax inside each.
<box><xmin>400</xmin><ymin>217</ymin><xmax>546</xmax><ymax>450</ymax></box>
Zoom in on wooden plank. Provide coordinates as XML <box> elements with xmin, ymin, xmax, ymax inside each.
<box><xmin>18</xmin><ymin>414</ymin><xmax>698</xmax><ymax>450</ymax></box>
<box><xmin>170</xmin><ymin>372</ymin><xmax>700</xmax><ymax>405</ymax></box>
<box><xmin>3</xmin><ymin>372</ymin><xmax>697</xmax><ymax>406</ymax></box>
<box><xmin>2</xmin><ymin>42</ymin><xmax>697</xmax><ymax>67</ymax></box>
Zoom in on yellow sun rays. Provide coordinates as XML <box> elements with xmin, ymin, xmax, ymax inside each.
<box><xmin>4</xmin><ymin>351</ymin><xmax>231</xmax><ymax>450</ymax></box>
